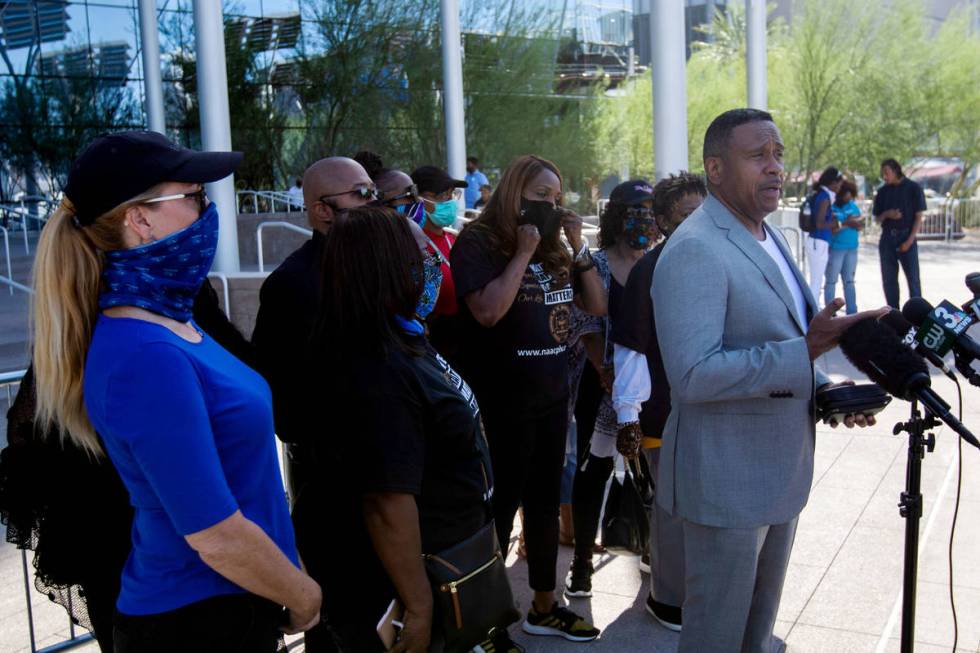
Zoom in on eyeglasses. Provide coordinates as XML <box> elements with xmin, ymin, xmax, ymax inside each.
<box><xmin>381</xmin><ymin>184</ymin><xmax>419</xmax><ymax>205</ymax></box>
<box><xmin>423</xmin><ymin>188</ymin><xmax>464</xmax><ymax>204</ymax></box>
<box><xmin>144</xmin><ymin>188</ymin><xmax>208</xmax><ymax>213</ymax></box>
<box><xmin>318</xmin><ymin>186</ymin><xmax>378</xmax><ymax>203</ymax></box>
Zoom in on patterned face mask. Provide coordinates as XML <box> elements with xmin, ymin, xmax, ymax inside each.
<box><xmin>623</xmin><ymin>207</ymin><xmax>657</xmax><ymax>250</ymax></box>
<box><xmin>416</xmin><ymin>250</ymin><xmax>443</xmax><ymax>320</ymax></box>
<box><xmin>99</xmin><ymin>202</ymin><xmax>219</xmax><ymax>322</ymax></box>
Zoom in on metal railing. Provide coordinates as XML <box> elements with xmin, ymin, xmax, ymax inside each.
<box><xmin>1</xmin><ymin>369</ymin><xmax>95</xmax><ymax>653</ymax></box>
<box><xmin>207</xmin><ymin>272</ymin><xmax>231</xmax><ymax>318</ymax></box>
<box><xmin>256</xmin><ymin>221</ymin><xmax>313</xmax><ymax>273</ymax></box>
<box><xmin>0</xmin><ymin>225</ymin><xmax>33</xmax><ymax>296</ymax></box>
<box><xmin>237</xmin><ymin>190</ymin><xmax>304</xmax><ymax>214</ymax></box>
<box><xmin>774</xmin><ymin>225</ymin><xmax>805</xmax><ymax>267</ymax></box>
<box><xmin>0</xmin><ymin>196</ymin><xmax>55</xmax><ymax>255</ymax></box>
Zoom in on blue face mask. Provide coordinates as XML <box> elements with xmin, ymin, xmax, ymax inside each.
<box><xmin>396</xmin><ymin>201</ymin><xmax>426</xmax><ymax>228</ymax></box>
<box><xmin>427</xmin><ymin>199</ymin><xmax>458</xmax><ymax>228</ymax></box>
<box><xmin>99</xmin><ymin>202</ymin><xmax>219</xmax><ymax>322</ymax></box>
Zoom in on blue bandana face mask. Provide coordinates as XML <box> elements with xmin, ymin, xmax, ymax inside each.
<box><xmin>99</xmin><ymin>202</ymin><xmax>219</xmax><ymax>322</ymax></box>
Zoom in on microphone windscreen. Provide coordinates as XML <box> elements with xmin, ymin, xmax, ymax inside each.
<box><xmin>967</xmin><ymin>272</ymin><xmax>980</xmax><ymax>296</ymax></box>
<box><xmin>838</xmin><ymin>317</ymin><xmax>929</xmax><ymax>400</ymax></box>
<box><xmin>902</xmin><ymin>297</ymin><xmax>935</xmax><ymax>326</ymax></box>
<box><xmin>880</xmin><ymin>309</ymin><xmax>914</xmax><ymax>338</ymax></box>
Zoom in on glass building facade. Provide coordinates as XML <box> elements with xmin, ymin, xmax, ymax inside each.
<box><xmin>0</xmin><ymin>0</ymin><xmax>718</xmax><ymax>198</ymax></box>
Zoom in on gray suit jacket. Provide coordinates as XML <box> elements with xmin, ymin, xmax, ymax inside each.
<box><xmin>652</xmin><ymin>194</ymin><xmax>829</xmax><ymax>529</ymax></box>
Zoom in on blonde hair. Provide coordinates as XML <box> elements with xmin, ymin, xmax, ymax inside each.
<box><xmin>31</xmin><ymin>188</ymin><xmax>159</xmax><ymax>456</ymax></box>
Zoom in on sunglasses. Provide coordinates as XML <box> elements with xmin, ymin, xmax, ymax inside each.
<box><xmin>381</xmin><ymin>184</ymin><xmax>420</xmax><ymax>205</ymax></box>
<box><xmin>318</xmin><ymin>186</ymin><xmax>378</xmax><ymax>203</ymax></box>
<box><xmin>143</xmin><ymin>188</ymin><xmax>208</xmax><ymax>213</ymax></box>
<box><xmin>626</xmin><ymin>206</ymin><xmax>655</xmax><ymax>219</ymax></box>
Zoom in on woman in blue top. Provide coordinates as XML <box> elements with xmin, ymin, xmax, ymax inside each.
<box><xmin>806</xmin><ymin>166</ymin><xmax>843</xmax><ymax>307</ymax></box>
<box><xmin>824</xmin><ymin>178</ymin><xmax>863</xmax><ymax>314</ymax></box>
<box><xmin>30</xmin><ymin>132</ymin><xmax>321</xmax><ymax>652</ymax></box>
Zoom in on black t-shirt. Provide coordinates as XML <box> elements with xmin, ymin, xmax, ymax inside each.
<box><xmin>872</xmin><ymin>177</ymin><xmax>927</xmax><ymax>233</ymax></box>
<box><xmin>296</xmin><ymin>339</ymin><xmax>492</xmax><ymax>618</ymax></box>
<box><xmin>609</xmin><ymin>243</ymin><xmax>670</xmax><ymax>439</ymax></box>
<box><xmin>451</xmin><ymin>227</ymin><xmax>574</xmax><ymax>416</ymax></box>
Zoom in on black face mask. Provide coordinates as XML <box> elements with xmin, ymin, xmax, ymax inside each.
<box><xmin>518</xmin><ymin>198</ymin><xmax>563</xmax><ymax>239</ymax></box>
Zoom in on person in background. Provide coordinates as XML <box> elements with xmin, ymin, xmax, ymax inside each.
<box><xmin>465</xmin><ymin>156</ymin><xmax>490</xmax><ymax>210</ymax></box>
<box><xmin>873</xmin><ymin>158</ymin><xmax>926</xmax><ymax>308</ymax></box>
<box><xmin>824</xmin><ymin>178</ymin><xmax>863</xmax><ymax>314</ymax></box>
<box><xmin>475</xmin><ymin>183</ymin><xmax>492</xmax><ymax>210</ymax></box>
<box><xmin>805</xmin><ymin>166</ymin><xmax>843</xmax><ymax>307</ymax></box>
<box><xmin>300</xmin><ymin>205</ymin><xmax>519</xmax><ymax>652</ymax></box>
<box><xmin>564</xmin><ymin>179</ymin><xmax>658</xmax><ymax>599</ymax></box>
<box><xmin>0</xmin><ymin>283</ymin><xmax>258</xmax><ymax>653</ymax></box>
<box><xmin>252</xmin><ymin>156</ymin><xmax>375</xmax><ymax>653</ymax></box>
<box><xmin>287</xmin><ymin>178</ymin><xmax>304</xmax><ymax>210</ymax></box>
<box><xmin>452</xmin><ymin>154</ymin><xmax>606</xmax><ymax>643</ymax></box>
<box><xmin>29</xmin><ymin>131</ymin><xmax>320</xmax><ymax>652</ymax></box>
<box><xmin>609</xmin><ymin>172</ymin><xmax>707</xmax><ymax>633</ymax></box>
<box><xmin>411</xmin><ymin>165</ymin><xmax>468</xmax><ymax>362</ymax></box>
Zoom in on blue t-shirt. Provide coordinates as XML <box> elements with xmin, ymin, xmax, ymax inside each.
<box><xmin>464</xmin><ymin>170</ymin><xmax>488</xmax><ymax>209</ymax></box>
<box><xmin>84</xmin><ymin>315</ymin><xmax>298</xmax><ymax>616</ymax></box>
<box><xmin>810</xmin><ymin>188</ymin><xmax>834</xmax><ymax>242</ymax></box>
<box><xmin>830</xmin><ymin>200</ymin><xmax>861</xmax><ymax>250</ymax></box>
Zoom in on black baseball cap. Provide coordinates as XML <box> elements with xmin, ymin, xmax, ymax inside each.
<box><xmin>609</xmin><ymin>179</ymin><xmax>655</xmax><ymax>206</ymax></box>
<box><xmin>65</xmin><ymin>131</ymin><xmax>243</xmax><ymax>226</ymax></box>
<box><xmin>410</xmin><ymin>165</ymin><xmax>468</xmax><ymax>195</ymax></box>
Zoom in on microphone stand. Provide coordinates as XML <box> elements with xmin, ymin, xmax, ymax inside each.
<box><xmin>892</xmin><ymin>402</ymin><xmax>940</xmax><ymax>653</ymax></box>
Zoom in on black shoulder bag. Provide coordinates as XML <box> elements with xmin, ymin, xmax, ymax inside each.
<box><xmin>422</xmin><ymin>462</ymin><xmax>520</xmax><ymax>653</ymax></box>
<box><xmin>601</xmin><ymin>455</ymin><xmax>654</xmax><ymax>554</ymax></box>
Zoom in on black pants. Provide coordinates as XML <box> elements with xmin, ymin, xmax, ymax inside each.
<box><xmin>571</xmin><ymin>454</ymin><xmax>616</xmax><ymax>560</ymax></box>
<box><xmin>879</xmin><ymin>229</ymin><xmax>921</xmax><ymax>309</ymax></box>
<box><xmin>483</xmin><ymin>401</ymin><xmax>567</xmax><ymax>592</ymax></box>
<box><xmin>113</xmin><ymin>593</ymin><xmax>283</xmax><ymax>653</ymax></box>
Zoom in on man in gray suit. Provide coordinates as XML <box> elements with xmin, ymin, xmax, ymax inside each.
<box><xmin>652</xmin><ymin>108</ymin><xmax>884</xmax><ymax>652</ymax></box>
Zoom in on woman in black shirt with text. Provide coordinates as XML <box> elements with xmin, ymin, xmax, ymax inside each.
<box><xmin>300</xmin><ymin>206</ymin><xmax>519</xmax><ymax>653</ymax></box>
<box><xmin>451</xmin><ymin>155</ymin><xmax>605</xmax><ymax>643</ymax></box>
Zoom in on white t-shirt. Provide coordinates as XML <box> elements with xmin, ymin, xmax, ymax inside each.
<box><xmin>759</xmin><ymin>228</ymin><xmax>808</xmax><ymax>332</ymax></box>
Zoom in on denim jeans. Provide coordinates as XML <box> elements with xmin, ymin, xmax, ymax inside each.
<box><xmin>824</xmin><ymin>247</ymin><xmax>858</xmax><ymax>314</ymax></box>
<box><xmin>878</xmin><ymin>229</ymin><xmax>921</xmax><ymax>309</ymax></box>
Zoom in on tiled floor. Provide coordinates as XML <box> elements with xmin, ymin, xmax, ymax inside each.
<box><xmin>3</xmin><ymin>233</ymin><xmax>979</xmax><ymax>652</ymax></box>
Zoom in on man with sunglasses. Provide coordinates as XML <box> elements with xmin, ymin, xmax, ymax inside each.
<box><xmin>410</xmin><ymin>165</ymin><xmax>469</xmax><ymax>363</ymax></box>
<box><xmin>251</xmin><ymin>156</ymin><xmax>374</xmax><ymax>653</ymax></box>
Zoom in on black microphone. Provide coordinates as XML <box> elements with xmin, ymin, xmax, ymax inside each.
<box><xmin>967</xmin><ymin>272</ymin><xmax>980</xmax><ymax>298</ymax></box>
<box><xmin>879</xmin><ymin>310</ymin><xmax>956</xmax><ymax>381</ymax></box>
<box><xmin>964</xmin><ymin>273</ymin><xmax>980</xmax><ymax>321</ymax></box>
<box><xmin>839</xmin><ymin>317</ymin><xmax>979</xmax><ymax>449</ymax></box>
<box><xmin>903</xmin><ymin>297</ymin><xmax>980</xmax><ymax>363</ymax></box>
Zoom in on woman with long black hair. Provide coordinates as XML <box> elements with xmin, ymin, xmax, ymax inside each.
<box><xmin>297</xmin><ymin>205</ymin><xmax>518</xmax><ymax>652</ymax></box>
<box><xmin>451</xmin><ymin>155</ymin><xmax>605</xmax><ymax>643</ymax></box>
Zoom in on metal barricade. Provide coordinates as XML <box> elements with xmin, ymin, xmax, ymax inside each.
<box><xmin>1</xmin><ymin>370</ymin><xmax>95</xmax><ymax>653</ymax></box>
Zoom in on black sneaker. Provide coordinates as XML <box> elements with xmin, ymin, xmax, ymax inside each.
<box><xmin>522</xmin><ymin>603</ymin><xmax>600</xmax><ymax>642</ymax></box>
<box><xmin>564</xmin><ymin>557</ymin><xmax>594</xmax><ymax>598</ymax></box>
<box><xmin>645</xmin><ymin>593</ymin><xmax>682</xmax><ymax>632</ymax></box>
<box><xmin>472</xmin><ymin>627</ymin><xmax>525</xmax><ymax>653</ymax></box>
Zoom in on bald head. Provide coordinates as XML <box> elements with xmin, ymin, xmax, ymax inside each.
<box><xmin>303</xmin><ymin>157</ymin><xmax>374</xmax><ymax>233</ymax></box>
<box><xmin>376</xmin><ymin>169</ymin><xmax>414</xmax><ymax>201</ymax></box>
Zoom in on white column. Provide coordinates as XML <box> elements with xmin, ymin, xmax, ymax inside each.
<box><xmin>746</xmin><ymin>0</ymin><xmax>767</xmax><ymax>110</ymax></box>
<box><xmin>440</xmin><ymin>0</ymin><xmax>467</xmax><ymax>200</ymax></box>
<box><xmin>193</xmin><ymin>0</ymin><xmax>240</xmax><ymax>272</ymax></box>
<box><xmin>650</xmin><ymin>0</ymin><xmax>688</xmax><ymax>179</ymax></box>
<box><xmin>138</xmin><ymin>0</ymin><xmax>165</xmax><ymax>134</ymax></box>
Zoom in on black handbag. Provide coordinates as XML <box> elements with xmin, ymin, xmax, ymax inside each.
<box><xmin>601</xmin><ymin>456</ymin><xmax>653</xmax><ymax>554</ymax></box>
<box><xmin>422</xmin><ymin>462</ymin><xmax>519</xmax><ymax>653</ymax></box>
